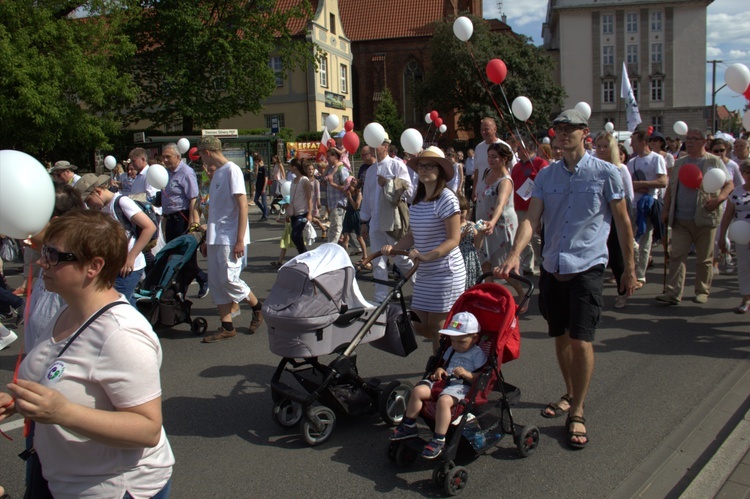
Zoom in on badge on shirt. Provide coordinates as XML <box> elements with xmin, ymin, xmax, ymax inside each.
<box><xmin>46</xmin><ymin>361</ymin><xmax>66</xmax><ymax>382</ymax></box>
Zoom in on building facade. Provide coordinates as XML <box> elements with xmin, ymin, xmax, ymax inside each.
<box><xmin>542</xmin><ymin>0</ymin><xmax>713</xmax><ymax>134</ymax></box>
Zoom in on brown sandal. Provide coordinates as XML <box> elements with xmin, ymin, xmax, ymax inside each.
<box><xmin>566</xmin><ymin>415</ymin><xmax>588</xmax><ymax>449</ymax></box>
<box><xmin>541</xmin><ymin>394</ymin><xmax>572</xmax><ymax>418</ymax></box>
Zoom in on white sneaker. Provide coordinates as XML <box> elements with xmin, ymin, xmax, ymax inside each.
<box><xmin>614</xmin><ymin>295</ymin><xmax>628</xmax><ymax>309</ymax></box>
<box><xmin>0</xmin><ymin>326</ymin><xmax>18</xmax><ymax>350</ymax></box>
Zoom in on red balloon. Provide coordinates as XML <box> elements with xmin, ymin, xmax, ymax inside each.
<box><xmin>486</xmin><ymin>59</ymin><xmax>507</xmax><ymax>84</ymax></box>
<box><xmin>743</xmin><ymin>85</ymin><xmax>750</xmax><ymax>101</ymax></box>
<box><xmin>344</xmin><ymin>120</ymin><xmax>354</xmax><ymax>132</ymax></box>
<box><xmin>678</xmin><ymin>163</ymin><xmax>703</xmax><ymax>190</ymax></box>
<box><xmin>434</xmin><ymin>117</ymin><xmax>444</xmax><ymax>128</ymax></box>
<box><xmin>429</xmin><ymin>110</ymin><xmax>439</xmax><ymax>121</ymax></box>
<box><xmin>548</xmin><ymin>128</ymin><xmax>556</xmax><ymax>138</ymax></box>
<box><xmin>647</xmin><ymin>126</ymin><xmax>654</xmax><ymax>134</ymax></box>
<box><xmin>188</xmin><ymin>147</ymin><xmax>200</xmax><ymax>161</ymax></box>
<box><xmin>342</xmin><ymin>131</ymin><xmax>360</xmax><ymax>155</ymax></box>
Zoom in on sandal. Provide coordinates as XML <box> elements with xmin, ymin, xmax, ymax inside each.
<box><xmin>270</xmin><ymin>261</ymin><xmax>282</xmax><ymax>268</ymax></box>
<box><xmin>566</xmin><ymin>415</ymin><xmax>588</xmax><ymax>449</ymax></box>
<box><xmin>356</xmin><ymin>260</ymin><xmax>373</xmax><ymax>271</ymax></box>
<box><xmin>541</xmin><ymin>394</ymin><xmax>572</xmax><ymax>419</ymax></box>
<box><xmin>735</xmin><ymin>302</ymin><xmax>750</xmax><ymax>314</ymax></box>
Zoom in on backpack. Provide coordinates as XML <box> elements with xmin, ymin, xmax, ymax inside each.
<box><xmin>113</xmin><ymin>194</ymin><xmax>159</xmax><ymax>242</ymax></box>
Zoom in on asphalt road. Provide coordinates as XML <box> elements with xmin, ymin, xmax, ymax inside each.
<box><xmin>1</xmin><ymin>215</ymin><xmax>748</xmax><ymax>498</ymax></box>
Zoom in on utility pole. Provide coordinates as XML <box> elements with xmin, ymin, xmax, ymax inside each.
<box><xmin>707</xmin><ymin>59</ymin><xmax>723</xmax><ymax>134</ymax></box>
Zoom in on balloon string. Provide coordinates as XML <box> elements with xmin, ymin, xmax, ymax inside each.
<box><xmin>524</xmin><ymin>121</ymin><xmax>544</xmax><ymax>157</ymax></box>
<box><xmin>496</xmin><ymin>84</ymin><xmax>534</xmax><ymax>157</ymax></box>
<box><xmin>424</xmin><ymin>123</ymin><xmax>433</xmax><ymax>140</ymax></box>
<box><xmin>464</xmin><ymin>42</ymin><xmax>516</xmax><ymax>140</ymax></box>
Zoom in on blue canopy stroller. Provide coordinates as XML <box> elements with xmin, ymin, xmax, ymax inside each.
<box><xmin>134</xmin><ymin>232</ymin><xmax>208</xmax><ymax>335</ymax></box>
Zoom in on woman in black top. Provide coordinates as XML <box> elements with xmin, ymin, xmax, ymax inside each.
<box><xmin>253</xmin><ymin>153</ymin><xmax>268</xmax><ymax>222</ymax></box>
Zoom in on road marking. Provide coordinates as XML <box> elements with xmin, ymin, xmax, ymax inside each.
<box><xmin>0</xmin><ymin>418</ymin><xmax>24</xmax><ymax>433</ymax></box>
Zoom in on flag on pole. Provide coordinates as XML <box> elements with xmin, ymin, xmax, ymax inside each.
<box><xmin>316</xmin><ymin>128</ymin><xmax>331</xmax><ymax>163</ymax></box>
<box><xmin>621</xmin><ymin>61</ymin><xmax>642</xmax><ymax>132</ymax></box>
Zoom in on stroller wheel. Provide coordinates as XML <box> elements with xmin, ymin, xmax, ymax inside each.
<box><xmin>386</xmin><ymin>441</ymin><xmax>400</xmax><ymax>461</ymax></box>
<box><xmin>379</xmin><ymin>381</ymin><xmax>413</xmax><ymax>426</ymax></box>
<box><xmin>272</xmin><ymin>398</ymin><xmax>303</xmax><ymax>428</ymax></box>
<box><xmin>191</xmin><ymin>317</ymin><xmax>208</xmax><ymax>335</ymax></box>
<box><xmin>443</xmin><ymin>465</ymin><xmax>469</xmax><ymax>496</ymax></box>
<box><xmin>432</xmin><ymin>461</ymin><xmax>455</xmax><ymax>487</ymax></box>
<box><xmin>300</xmin><ymin>406</ymin><xmax>336</xmax><ymax>446</ymax></box>
<box><xmin>515</xmin><ymin>425</ymin><xmax>540</xmax><ymax>457</ymax></box>
<box><xmin>394</xmin><ymin>442</ymin><xmax>418</xmax><ymax>468</ymax></box>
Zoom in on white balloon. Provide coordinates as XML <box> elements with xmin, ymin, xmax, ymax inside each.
<box><xmin>0</xmin><ymin>150</ymin><xmax>56</xmax><ymax>239</ymax></box>
<box><xmin>575</xmin><ymin>102</ymin><xmax>592</xmax><ymax>120</ymax></box>
<box><xmin>280</xmin><ymin>180</ymin><xmax>291</xmax><ymax>198</ymax></box>
<box><xmin>701</xmin><ymin>168</ymin><xmax>726</xmax><ymax>192</ymax></box>
<box><xmin>453</xmin><ymin>16</ymin><xmax>473</xmax><ymax>42</ymax></box>
<box><xmin>425</xmin><ymin>113</ymin><xmax>433</xmax><ymax>124</ymax></box>
<box><xmin>104</xmin><ymin>155</ymin><xmax>116</xmax><ymax>170</ymax></box>
<box><xmin>744</xmin><ymin>110</ymin><xmax>750</xmax><ymax>131</ymax></box>
<box><xmin>146</xmin><ymin>163</ymin><xmax>169</xmax><ymax>190</ymax></box>
<box><xmin>673</xmin><ymin>121</ymin><xmax>688</xmax><ymax>136</ymax></box>
<box><xmin>542</xmin><ymin>137</ymin><xmax>550</xmax><ymax>144</ymax></box>
<box><xmin>724</xmin><ymin>63</ymin><xmax>750</xmax><ymax>94</ymax></box>
<box><xmin>400</xmin><ymin>128</ymin><xmax>423</xmax><ymax>155</ymax></box>
<box><xmin>511</xmin><ymin>96</ymin><xmax>533</xmax><ymax>122</ymax></box>
<box><xmin>439</xmin><ymin>124</ymin><xmax>447</xmax><ymax>133</ymax></box>
<box><xmin>728</xmin><ymin>220</ymin><xmax>750</xmax><ymax>245</ymax></box>
<box><xmin>363</xmin><ymin>122</ymin><xmax>387</xmax><ymax>148</ymax></box>
<box><xmin>605</xmin><ymin>122</ymin><xmax>615</xmax><ymax>133</ymax></box>
<box><xmin>177</xmin><ymin>138</ymin><xmax>190</xmax><ymax>155</ymax></box>
<box><xmin>325</xmin><ymin>114</ymin><xmax>340</xmax><ymax>131</ymax></box>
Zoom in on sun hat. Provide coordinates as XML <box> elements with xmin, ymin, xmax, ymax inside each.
<box><xmin>383</xmin><ymin>132</ymin><xmax>392</xmax><ymax>144</ymax></box>
<box><xmin>552</xmin><ymin>109</ymin><xmax>588</xmax><ymax>127</ymax></box>
<box><xmin>49</xmin><ymin>160</ymin><xmax>78</xmax><ymax>173</ymax></box>
<box><xmin>74</xmin><ymin>174</ymin><xmax>110</xmax><ymax>200</ymax></box>
<box><xmin>438</xmin><ymin>311</ymin><xmax>480</xmax><ymax>336</ymax></box>
<box><xmin>406</xmin><ymin>146</ymin><xmax>455</xmax><ymax>181</ymax></box>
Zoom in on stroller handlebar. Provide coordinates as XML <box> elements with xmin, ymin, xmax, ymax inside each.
<box><xmin>356</xmin><ymin>250</ymin><xmax>419</xmax><ymax>282</ymax></box>
<box><xmin>477</xmin><ymin>271</ymin><xmax>535</xmax><ymax>318</ymax></box>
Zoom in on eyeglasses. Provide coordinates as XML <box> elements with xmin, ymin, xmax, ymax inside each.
<box><xmin>712</xmin><ymin>149</ymin><xmax>726</xmax><ymax>153</ymax></box>
<box><xmin>552</xmin><ymin>125</ymin><xmax>584</xmax><ymax>134</ymax></box>
<box><xmin>41</xmin><ymin>245</ymin><xmax>79</xmax><ymax>266</ymax></box>
<box><xmin>416</xmin><ymin>163</ymin><xmax>439</xmax><ymax>170</ymax></box>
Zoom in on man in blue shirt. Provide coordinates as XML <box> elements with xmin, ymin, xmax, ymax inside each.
<box><xmin>495</xmin><ymin>109</ymin><xmax>636</xmax><ymax>450</ymax></box>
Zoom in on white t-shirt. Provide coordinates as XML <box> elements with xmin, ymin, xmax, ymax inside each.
<box><xmin>18</xmin><ymin>300</ymin><xmax>174</xmax><ymax>498</ymax></box>
<box><xmin>627</xmin><ymin>151</ymin><xmax>667</xmax><ymax>202</ymax></box>
<box><xmin>207</xmin><ymin>161</ymin><xmax>251</xmax><ymax>246</ymax></box>
<box><xmin>104</xmin><ymin>193</ymin><xmax>146</xmax><ymax>271</ymax></box>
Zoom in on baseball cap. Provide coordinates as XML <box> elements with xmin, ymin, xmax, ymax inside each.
<box><xmin>438</xmin><ymin>311</ymin><xmax>480</xmax><ymax>336</ymax></box>
<box><xmin>74</xmin><ymin>174</ymin><xmax>110</xmax><ymax>200</ymax></box>
<box><xmin>197</xmin><ymin>136</ymin><xmax>222</xmax><ymax>152</ymax></box>
<box><xmin>552</xmin><ymin>109</ymin><xmax>588</xmax><ymax>127</ymax></box>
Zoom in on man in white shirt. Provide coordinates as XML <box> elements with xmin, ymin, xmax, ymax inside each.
<box><xmin>196</xmin><ymin>137</ymin><xmax>263</xmax><ymax>343</ymax></box>
<box><xmin>472</xmin><ymin>118</ymin><xmax>516</xmax><ymax>204</ymax></box>
<box><xmin>627</xmin><ymin>130</ymin><xmax>667</xmax><ymax>287</ymax></box>
<box><xmin>360</xmin><ymin>136</ymin><xmax>415</xmax><ymax>302</ymax></box>
<box><xmin>49</xmin><ymin>160</ymin><xmax>81</xmax><ymax>186</ymax></box>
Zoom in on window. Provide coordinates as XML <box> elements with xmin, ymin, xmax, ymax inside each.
<box><xmin>651</xmin><ymin>116</ymin><xmax>662</xmax><ymax>132</ymax></box>
<box><xmin>269</xmin><ymin>56</ymin><xmax>283</xmax><ymax>88</ymax></box>
<box><xmin>651</xmin><ymin>79</ymin><xmax>663</xmax><ymax>101</ymax></box>
<box><xmin>651</xmin><ymin>43</ymin><xmax>663</xmax><ymax>63</ymax></box>
<box><xmin>340</xmin><ymin>64</ymin><xmax>348</xmax><ymax>94</ymax></box>
<box><xmin>330</xmin><ymin>14</ymin><xmax>336</xmax><ymax>35</ymax></box>
<box><xmin>264</xmin><ymin>114</ymin><xmax>285</xmax><ymax>128</ymax></box>
<box><xmin>631</xmin><ymin>79</ymin><xmax>640</xmax><ymax>102</ymax></box>
<box><xmin>602</xmin><ymin>45</ymin><xmax>614</xmax><ymax>66</ymax></box>
<box><xmin>602</xmin><ymin>14</ymin><xmax>613</xmax><ymax>34</ymax></box>
<box><xmin>603</xmin><ymin>81</ymin><xmax>615</xmax><ymax>103</ymax></box>
<box><xmin>403</xmin><ymin>60</ymin><xmax>424</xmax><ymax>124</ymax></box>
<box><xmin>342</xmin><ymin>115</ymin><xmax>349</xmax><ymax>124</ymax></box>
<box><xmin>319</xmin><ymin>55</ymin><xmax>328</xmax><ymax>88</ymax></box>
<box><xmin>626</xmin><ymin>12</ymin><xmax>638</xmax><ymax>33</ymax></box>
<box><xmin>627</xmin><ymin>44</ymin><xmax>638</xmax><ymax>64</ymax></box>
<box><xmin>321</xmin><ymin>113</ymin><xmax>328</xmax><ymax>128</ymax></box>
<box><xmin>651</xmin><ymin>11</ymin><xmax>662</xmax><ymax>31</ymax></box>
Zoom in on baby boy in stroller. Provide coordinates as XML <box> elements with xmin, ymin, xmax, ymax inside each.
<box><xmin>390</xmin><ymin>311</ymin><xmax>486</xmax><ymax>459</ymax></box>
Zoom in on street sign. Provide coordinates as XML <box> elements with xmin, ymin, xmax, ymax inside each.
<box><xmin>201</xmin><ymin>129</ymin><xmax>238</xmax><ymax>138</ymax></box>
<box><xmin>271</xmin><ymin>117</ymin><xmax>279</xmax><ymax>134</ymax></box>
<box><xmin>133</xmin><ymin>132</ymin><xmax>146</xmax><ymax>143</ymax></box>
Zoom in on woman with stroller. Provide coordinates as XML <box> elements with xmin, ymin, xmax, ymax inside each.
<box><xmin>390</xmin><ymin>311</ymin><xmax>486</xmax><ymax>459</ymax></box>
<box><xmin>288</xmin><ymin>158</ymin><xmax>313</xmax><ymax>254</ymax></box>
<box><xmin>381</xmin><ymin>146</ymin><xmax>465</xmax><ymax>352</ymax></box>
<box><xmin>0</xmin><ymin>210</ymin><xmax>174</xmax><ymax>498</ymax></box>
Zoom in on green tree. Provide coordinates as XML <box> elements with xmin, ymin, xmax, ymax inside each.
<box><xmin>0</xmin><ymin>1</ymin><xmax>137</xmax><ymax>158</ymax></box>
<box><xmin>125</xmin><ymin>0</ymin><xmax>315</xmax><ymax>133</ymax></box>
<box><xmin>374</xmin><ymin>88</ymin><xmax>405</xmax><ymax>149</ymax></box>
<box><xmin>418</xmin><ymin>16</ymin><xmax>564</xmax><ymax>137</ymax></box>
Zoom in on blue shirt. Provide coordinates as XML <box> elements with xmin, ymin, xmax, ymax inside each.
<box><xmin>162</xmin><ymin>162</ymin><xmax>200</xmax><ymax>214</ymax></box>
<box><xmin>533</xmin><ymin>154</ymin><xmax>624</xmax><ymax>274</ymax></box>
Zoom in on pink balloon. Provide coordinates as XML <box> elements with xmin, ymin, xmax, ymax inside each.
<box><xmin>678</xmin><ymin>163</ymin><xmax>703</xmax><ymax>190</ymax></box>
<box><xmin>486</xmin><ymin>59</ymin><xmax>507</xmax><ymax>84</ymax></box>
<box><xmin>344</xmin><ymin>120</ymin><xmax>354</xmax><ymax>132</ymax></box>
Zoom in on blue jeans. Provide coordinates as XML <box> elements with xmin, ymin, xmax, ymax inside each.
<box><xmin>115</xmin><ymin>268</ymin><xmax>144</xmax><ymax>306</ymax></box>
<box><xmin>254</xmin><ymin>189</ymin><xmax>268</xmax><ymax>218</ymax></box>
<box><xmin>123</xmin><ymin>477</ymin><xmax>172</xmax><ymax>498</ymax></box>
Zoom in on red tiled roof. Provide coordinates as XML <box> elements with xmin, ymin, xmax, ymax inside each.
<box><xmin>716</xmin><ymin>105</ymin><xmax>730</xmax><ymax>121</ymax></box>
<box><xmin>276</xmin><ymin>0</ymin><xmax>319</xmax><ymax>36</ymax></box>
<box><xmin>339</xmin><ymin>0</ymin><xmax>445</xmax><ymax>41</ymax></box>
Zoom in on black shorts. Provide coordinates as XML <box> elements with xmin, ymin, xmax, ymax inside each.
<box><xmin>538</xmin><ymin>264</ymin><xmax>604</xmax><ymax>342</ymax></box>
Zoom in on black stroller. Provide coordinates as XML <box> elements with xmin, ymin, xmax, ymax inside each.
<box><xmin>264</xmin><ymin>244</ymin><xmax>418</xmax><ymax>446</ymax></box>
<box><xmin>134</xmin><ymin>232</ymin><xmax>208</xmax><ymax>335</ymax></box>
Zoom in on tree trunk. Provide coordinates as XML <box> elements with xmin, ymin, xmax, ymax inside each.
<box><xmin>182</xmin><ymin>116</ymin><xmax>194</xmax><ymax>134</ymax></box>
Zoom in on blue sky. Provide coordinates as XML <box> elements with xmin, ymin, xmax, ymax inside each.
<box><xmin>483</xmin><ymin>0</ymin><xmax>750</xmax><ymax>112</ymax></box>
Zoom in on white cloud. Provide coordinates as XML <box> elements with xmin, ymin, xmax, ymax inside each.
<box><xmin>707</xmin><ymin>46</ymin><xmax>723</xmax><ymax>58</ymax></box>
<box><xmin>729</xmin><ymin>49</ymin><xmax>749</xmax><ymax>59</ymax></box>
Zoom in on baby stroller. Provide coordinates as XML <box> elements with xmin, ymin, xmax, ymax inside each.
<box><xmin>134</xmin><ymin>232</ymin><xmax>208</xmax><ymax>335</ymax></box>
<box><xmin>387</xmin><ymin>272</ymin><xmax>538</xmax><ymax>496</ymax></box>
<box><xmin>269</xmin><ymin>194</ymin><xmax>287</xmax><ymax>217</ymax></box>
<box><xmin>264</xmin><ymin>244</ymin><xmax>418</xmax><ymax>446</ymax></box>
